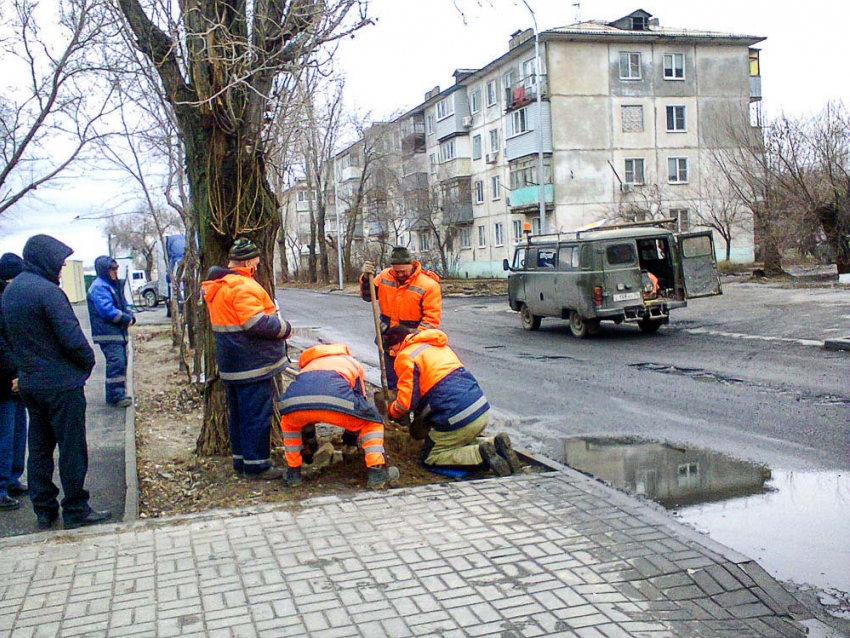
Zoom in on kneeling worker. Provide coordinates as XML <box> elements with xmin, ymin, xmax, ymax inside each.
<box><xmin>277</xmin><ymin>344</ymin><xmax>398</xmax><ymax>490</ymax></box>
<box><xmin>379</xmin><ymin>326</ymin><xmax>521</xmax><ymax>476</ymax></box>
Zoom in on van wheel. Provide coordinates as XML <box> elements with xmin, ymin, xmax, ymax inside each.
<box><xmin>143</xmin><ymin>290</ymin><xmax>158</xmax><ymax>307</ymax></box>
<box><xmin>569</xmin><ymin>312</ymin><xmax>593</xmax><ymax>338</ymax></box>
<box><xmin>638</xmin><ymin>319</ymin><xmax>663</xmax><ymax>334</ymax></box>
<box><xmin>520</xmin><ymin>304</ymin><xmax>541</xmax><ymax>331</ymax></box>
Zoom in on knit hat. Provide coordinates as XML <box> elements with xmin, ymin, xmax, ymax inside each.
<box><xmin>228</xmin><ymin>237</ymin><xmax>260</xmax><ymax>261</ymax></box>
<box><xmin>0</xmin><ymin>253</ymin><xmax>24</xmax><ymax>280</ymax></box>
<box><xmin>383</xmin><ymin>325</ymin><xmax>413</xmax><ymax>349</ymax></box>
<box><xmin>390</xmin><ymin>246</ymin><xmax>412</xmax><ymax>265</ymax></box>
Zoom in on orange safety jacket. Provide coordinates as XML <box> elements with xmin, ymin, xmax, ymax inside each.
<box><xmin>388</xmin><ymin>329</ymin><xmax>489</xmax><ymax>432</ymax></box>
<box><xmin>360</xmin><ymin>260</ymin><xmax>441</xmax><ymax>333</ymax></box>
<box><xmin>202</xmin><ymin>266</ymin><xmax>290</xmax><ymax>383</ymax></box>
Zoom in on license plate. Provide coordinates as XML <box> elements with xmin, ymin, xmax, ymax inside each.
<box><xmin>613</xmin><ymin>291</ymin><xmax>641</xmax><ymax>302</ymax></box>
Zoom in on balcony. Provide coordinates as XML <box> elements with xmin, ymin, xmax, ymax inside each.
<box><xmin>509</xmin><ymin>184</ymin><xmax>554</xmax><ymax>213</ymax></box>
<box><xmin>295</xmin><ymin>199</ymin><xmax>312</xmax><ymax>213</ymax></box>
<box><xmin>403</xmin><ymin>171</ymin><xmax>429</xmax><ymax>192</ymax></box>
<box><xmin>443</xmin><ymin>203</ymin><xmax>473</xmax><ymax>224</ymax></box>
<box><xmin>340</xmin><ymin>165</ymin><xmax>361</xmax><ymax>182</ymax></box>
<box><xmin>437</xmin><ymin>158</ymin><xmax>472</xmax><ymax>181</ymax></box>
<box><xmin>401</xmin><ymin>117</ymin><xmax>426</xmax><ymax>156</ymax></box>
<box><xmin>750</xmin><ymin>76</ymin><xmax>762</xmax><ymax>102</ymax></box>
<box><xmin>504</xmin><ymin>74</ymin><xmax>548</xmax><ymax>112</ymax></box>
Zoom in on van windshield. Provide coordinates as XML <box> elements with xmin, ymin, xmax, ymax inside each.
<box><xmin>513</xmin><ymin>248</ymin><xmax>527</xmax><ymax>270</ymax></box>
<box><xmin>606</xmin><ymin>243</ymin><xmax>637</xmax><ymax>265</ymax></box>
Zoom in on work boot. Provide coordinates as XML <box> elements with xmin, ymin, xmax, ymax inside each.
<box><xmin>245</xmin><ymin>467</ymin><xmax>284</xmax><ymax>481</ymax></box>
<box><xmin>366</xmin><ymin>465</ymin><xmax>399</xmax><ymax>490</ymax></box>
<box><xmin>64</xmin><ymin>509</ymin><xmax>112</xmax><ymax>530</ymax></box>
<box><xmin>479</xmin><ymin>442</ymin><xmax>511</xmax><ymax>477</ymax></box>
<box><xmin>494</xmin><ymin>433</ymin><xmax>522</xmax><ymax>474</ymax></box>
<box><xmin>113</xmin><ymin>397</ymin><xmax>133</xmax><ymax>408</ymax></box>
<box><xmin>0</xmin><ymin>495</ymin><xmax>21</xmax><ymax>511</ymax></box>
<box><xmin>285</xmin><ymin>466</ymin><xmax>302</xmax><ymax>487</ymax></box>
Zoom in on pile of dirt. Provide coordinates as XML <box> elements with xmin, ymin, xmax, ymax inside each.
<box><xmin>133</xmin><ymin>327</ymin><xmax>463</xmax><ymax>518</ymax></box>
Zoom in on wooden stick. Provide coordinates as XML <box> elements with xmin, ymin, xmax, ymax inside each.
<box><xmin>368</xmin><ymin>272</ymin><xmax>390</xmax><ymax>407</ymax></box>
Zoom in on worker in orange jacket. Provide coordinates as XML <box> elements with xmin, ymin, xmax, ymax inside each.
<box><xmin>377</xmin><ymin>326</ymin><xmax>522</xmax><ymax>476</ymax></box>
<box><xmin>360</xmin><ymin>246</ymin><xmax>441</xmax><ymax>389</ymax></box>
<box><xmin>277</xmin><ymin>344</ymin><xmax>398</xmax><ymax>490</ymax></box>
<box><xmin>202</xmin><ymin>238</ymin><xmax>291</xmax><ymax>480</ymax></box>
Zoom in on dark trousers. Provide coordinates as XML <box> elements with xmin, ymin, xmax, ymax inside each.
<box><xmin>0</xmin><ymin>396</ymin><xmax>27</xmax><ymax>495</ymax></box>
<box><xmin>20</xmin><ymin>386</ymin><xmax>90</xmax><ymax>522</ymax></box>
<box><xmin>226</xmin><ymin>380</ymin><xmax>274</xmax><ymax>475</ymax></box>
<box><xmin>383</xmin><ymin>350</ymin><xmax>398</xmax><ymax>389</ymax></box>
<box><xmin>99</xmin><ymin>342</ymin><xmax>127</xmax><ymax>404</ymax></box>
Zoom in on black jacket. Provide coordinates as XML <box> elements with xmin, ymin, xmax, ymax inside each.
<box><xmin>1</xmin><ymin>235</ymin><xmax>95</xmax><ymax>391</ymax></box>
<box><xmin>0</xmin><ymin>280</ymin><xmax>16</xmax><ymax>400</ymax></box>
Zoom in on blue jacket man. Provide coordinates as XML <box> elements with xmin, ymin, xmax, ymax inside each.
<box><xmin>2</xmin><ymin>235</ymin><xmax>110</xmax><ymax>530</ymax></box>
<box><xmin>0</xmin><ymin>253</ymin><xmax>28</xmax><ymax>511</ymax></box>
<box><xmin>87</xmin><ymin>256</ymin><xmax>135</xmax><ymax>407</ymax></box>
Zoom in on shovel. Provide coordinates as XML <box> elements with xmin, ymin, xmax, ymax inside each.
<box><xmin>368</xmin><ymin>272</ymin><xmax>391</xmax><ymax>418</ymax></box>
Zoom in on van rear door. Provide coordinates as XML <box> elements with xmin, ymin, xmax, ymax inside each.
<box><xmin>678</xmin><ymin>232</ymin><xmax>722</xmax><ymax>298</ymax></box>
<box><xmin>602</xmin><ymin>241</ymin><xmax>643</xmax><ymax>308</ymax></box>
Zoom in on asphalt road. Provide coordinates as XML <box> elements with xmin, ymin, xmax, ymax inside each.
<box><xmin>277</xmin><ymin>280</ymin><xmax>850</xmax><ymax>472</ymax></box>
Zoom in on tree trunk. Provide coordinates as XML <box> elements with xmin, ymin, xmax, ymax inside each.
<box><xmin>317</xmin><ymin>204</ymin><xmax>330</xmax><ymax>283</ymax></box>
<box><xmin>308</xmin><ymin>207</ymin><xmax>318</xmax><ymax>283</ymax></box>
<box><xmin>276</xmin><ymin>225</ymin><xmax>289</xmax><ymax>283</ymax></box>
<box><xmin>816</xmin><ymin>204</ymin><xmax>850</xmax><ymax>275</ymax></box>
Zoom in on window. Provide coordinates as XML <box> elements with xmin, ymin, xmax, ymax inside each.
<box><xmin>532</xmin><ymin>217</ymin><xmax>542</xmax><ymax>235</ymax></box>
<box><xmin>470</xmin><ymin>90</ymin><xmax>480</xmax><ymax>114</ymax></box>
<box><xmin>512</xmin><ymin>220</ymin><xmax>523</xmax><ymax>242</ymax></box>
<box><xmin>486</xmin><ymin>79</ymin><xmax>498</xmax><ymax>107</ymax></box>
<box><xmin>671</xmin><ymin>208</ymin><xmax>690</xmax><ymax>232</ymax></box>
<box><xmin>438</xmin><ymin>139</ymin><xmax>455</xmax><ymax>163</ymax></box>
<box><xmin>429</xmin><ymin>153</ymin><xmax>437</xmax><ymax>174</ymax></box>
<box><xmin>503</xmin><ymin>69</ymin><xmax>516</xmax><ymax>91</ymax></box>
<box><xmin>472</xmin><ymin>134</ymin><xmax>482</xmax><ymax>160</ymax></box>
<box><xmin>489</xmin><ymin>128</ymin><xmax>500</xmax><ymax>152</ymax></box>
<box><xmin>663</xmin><ymin>53</ymin><xmax>685</xmax><ymax>80</ymax></box>
<box><xmin>749</xmin><ymin>49</ymin><xmax>760</xmax><ymax>77</ymax></box>
<box><xmin>418</xmin><ymin>231</ymin><xmax>431</xmax><ymax>251</ymax></box>
<box><xmin>426</xmin><ymin>114</ymin><xmax>434</xmax><ymax>135</ymax></box>
<box><xmin>513</xmin><ymin>247</ymin><xmax>526</xmax><ymax>269</ymax></box>
<box><xmin>474</xmin><ymin>180</ymin><xmax>484</xmax><ymax>204</ymax></box>
<box><xmin>459</xmin><ymin>227</ymin><xmax>471</xmax><ymax>249</ymax></box>
<box><xmin>624</xmin><ymin>159</ymin><xmax>645</xmax><ymax>185</ymax></box>
<box><xmin>522</xmin><ymin>58</ymin><xmax>536</xmax><ymax>79</ymax></box>
<box><xmin>436</xmin><ymin>97</ymin><xmax>454</xmax><ymax>120</ymax></box>
<box><xmin>494</xmin><ymin>222</ymin><xmax>504</xmax><ymax>247</ymax></box>
<box><xmin>478</xmin><ymin>225</ymin><xmax>486</xmax><ymax>247</ymax></box>
<box><xmin>491</xmin><ymin>175</ymin><xmax>501</xmax><ymax>200</ymax></box>
<box><xmin>509</xmin><ymin>156</ymin><xmax>552</xmax><ymax>189</ymax></box>
<box><xmin>666</xmin><ymin>106</ymin><xmax>686</xmax><ymax>132</ymax></box>
<box><xmin>535</xmin><ymin>247</ymin><xmax>557</xmax><ymax>269</ymax></box>
<box><xmin>677</xmin><ymin>462</ymin><xmax>700</xmax><ymax>487</ymax></box>
<box><xmin>667</xmin><ymin>157</ymin><xmax>689</xmax><ymax>184</ymax></box>
<box><xmin>619</xmin><ymin>52</ymin><xmax>641</xmax><ymax>80</ymax></box>
<box><xmin>558</xmin><ymin>246</ymin><xmax>580</xmax><ymax>271</ymax></box>
<box><xmin>622</xmin><ymin>105</ymin><xmax>644</xmax><ymax>133</ymax></box>
<box><xmin>510</xmin><ymin>108</ymin><xmax>529</xmax><ymax>136</ymax></box>
<box><xmin>606</xmin><ymin>244</ymin><xmax>637</xmax><ymax>265</ymax></box>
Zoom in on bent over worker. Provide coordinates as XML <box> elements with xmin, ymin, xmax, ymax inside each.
<box><xmin>360</xmin><ymin>246</ymin><xmax>441</xmax><ymax>389</ymax></box>
<box><xmin>379</xmin><ymin>326</ymin><xmax>522</xmax><ymax>476</ymax></box>
<box><xmin>277</xmin><ymin>344</ymin><xmax>398</xmax><ymax>490</ymax></box>
<box><xmin>202</xmin><ymin>238</ymin><xmax>291</xmax><ymax>480</ymax></box>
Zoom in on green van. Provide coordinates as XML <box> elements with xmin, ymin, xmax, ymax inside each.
<box><xmin>503</xmin><ymin>221</ymin><xmax>722</xmax><ymax>337</ymax></box>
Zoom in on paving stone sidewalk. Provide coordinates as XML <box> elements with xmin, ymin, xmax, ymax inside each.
<box><xmin>0</xmin><ymin>464</ymin><xmax>817</xmax><ymax>638</ymax></box>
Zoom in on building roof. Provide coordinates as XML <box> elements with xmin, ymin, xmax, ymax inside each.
<box><xmin>548</xmin><ymin>20</ymin><xmax>765</xmax><ymax>45</ymax></box>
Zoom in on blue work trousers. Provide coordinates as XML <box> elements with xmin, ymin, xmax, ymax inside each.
<box><xmin>0</xmin><ymin>396</ymin><xmax>27</xmax><ymax>497</ymax></box>
<box><xmin>383</xmin><ymin>350</ymin><xmax>399</xmax><ymax>390</ymax></box>
<box><xmin>20</xmin><ymin>386</ymin><xmax>91</xmax><ymax>523</ymax></box>
<box><xmin>99</xmin><ymin>342</ymin><xmax>127</xmax><ymax>404</ymax></box>
<box><xmin>226</xmin><ymin>380</ymin><xmax>274</xmax><ymax>475</ymax></box>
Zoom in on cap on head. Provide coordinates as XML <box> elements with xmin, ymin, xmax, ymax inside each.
<box><xmin>228</xmin><ymin>237</ymin><xmax>260</xmax><ymax>261</ymax></box>
<box><xmin>0</xmin><ymin>253</ymin><xmax>24</xmax><ymax>280</ymax></box>
<box><xmin>383</xmin><ymin>325</ymin><xmax>413</xmax><ymax>349</ymax></box>
<box><xmin>390</xmin><ymin>246</ymin><xmax>412</xmax><ymax>265</ymax></box>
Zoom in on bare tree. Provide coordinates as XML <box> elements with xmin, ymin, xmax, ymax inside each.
<box><xmin>693</xmin><ymin>173</ymin><xmax>752</xmax><ymax>262</ymax></box>
<box><xmin>104</xmin><ymin>208</ymin><xmax>182</xmax><ymax>279</ymax></box>
<box><xmin>0</xmin><ymin>0</ymin><xmax>118</xmax><ymax>216</ymax></box>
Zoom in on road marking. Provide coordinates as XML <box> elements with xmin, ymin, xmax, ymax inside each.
<box><xmin>686</xmin><ymin>328</ymin><xmax>823</xmax><ymax>348</ymax></box>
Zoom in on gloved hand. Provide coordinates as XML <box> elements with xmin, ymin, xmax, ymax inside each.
<box><xmin>373</xmin><ymin>389</ymin><xmax>397</xmax><ymax>415</ymax></box>
<box><xmin>362</xmin><ymin>260</ymin><xmax>376</xmax><ymax>276</ymax></box>
<box><xmin>393</xmin><ymin>413</ymin><xmax>411</xmax><ymax>428</ymax></box>
<box><xmin>409</xmin><ymin>414</ymin><xmax>430</xmax><ymax>441</ymax></box>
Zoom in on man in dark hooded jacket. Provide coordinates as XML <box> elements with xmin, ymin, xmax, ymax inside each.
<box><xmin>1</xmin><ymin>235</ymin><xmax>111</xmax><ymax>530</ymax></box>
<box><xmin>87</xmin><ymin>256</ymin><xmax>135</xmax><ymax>407</ymax></box>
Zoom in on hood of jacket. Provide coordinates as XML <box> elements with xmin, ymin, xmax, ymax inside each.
<box><xmin>201</xmin><ymin>265</ymin><xmax>244</xmax><ymax>303</ymax></box>
<box><xmin>401</xmin><ymin>328</ymin><xmax>448</xmax><ymax>351</ymax></box>
<box><xmin>0</xmin><ymin>253</ymin><xmax>24</xmax><ymax>281</ymax></box>
<box><xmin>22</xmin><ymin>235</ymin><xmax>73</xmax><ymax>284</ymax></box>
<box><xmin>94</xmin><ymin>255</ymin><xmax>119</xmax><ymax>284</ymax></box>
<box><xmin>298</xmin><ymin>343</ymin><xmax>352</xmax><ymax>369</ymax></box>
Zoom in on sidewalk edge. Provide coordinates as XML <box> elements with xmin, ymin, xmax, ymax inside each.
<box><xmin>123</xmin><ymin>337</ymin><xmax>139</xmax><ymax>522</ymax></box>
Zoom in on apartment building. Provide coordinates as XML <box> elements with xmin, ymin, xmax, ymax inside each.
<box><xmin>326</xmin><ymin>9</ymin><xmax>765</xmax><ymax>277</ymax></box>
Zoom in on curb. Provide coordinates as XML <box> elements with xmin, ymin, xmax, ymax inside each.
<box><xmin>123</xmin><ymin>337</ymin><xmax>139</xmax><ymax>523</ymax></box>
<box><xmin>824</xmin><ymin>337</ymin><xmax>850</xmax><ymax>352</ymax></box>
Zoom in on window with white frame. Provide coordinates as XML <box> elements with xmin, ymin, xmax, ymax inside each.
<box><xmin>478</xmin><ymin>224</ymin><xmax>486</xmax><ymax>247</ymax></box>
<box><xmin>486</xmin><ymin>79</ymin><xmax>498</xmax><ymax>107</ymax></box>
<box><xmin>510</xmin><ymin>108</ymin><xmax>529</xmax><ymax>136</ymax></box>
<box><xmin>340</xmin><ymin>154</ymin><xmax>352</xmax><ymax>170</ymax></box>
<box><xmin>491</xmin><ymin>175</ymin><xmax>501</xmax><ymax>200</ymax></box>
<box><xmin>531</xmin><ymin>217</ymin><xmax>542</xmax><ymax>235</ymax></box>
<box><xmin>622</xmin><ymin>105</ymin><xmax>644</xmax><ymax>133</ymax></box>
<box><xmin>494</xmin><ymin>222</ymin><xmax>504</xmax><ymax>247</ymax></box>
<box><xmin>470</xmin><ymin>89</ymin><xmax>480</xmax><ymax>114</ymax></box>
<box><xmin>438</xmin><ymin>139</ymin><xmax>455</xmax><ymax>163</ymax></box>
<box><xmin>489</xmin><ymin>128</ymin><xmax>500</xmax><ymax>152</ymax></box>
<box><xmin>474</xmin><ymin>180</ymin><xmax>484</xmax><ymax>204</ymax></box>
<box><xmin>429</xmin><ymin>153</ymin><xmax>437</xmax><ymax>174</ymax></box>
<box><xmin>671</xmin><ymin>208</ymin><xmax>690</xmax><ymax>231</ymax></box>
<box><xmin>619</xmin><ymin>52</ymin><xmax>641</xmax><ymax>80</ymax></box>
<box><xmin>624</xmin><ymin>158</ymin><xmax>645</xmax><ymax>185</ymax></box>
<box><xmin>521</xmin><ymin>58</ymin><xmax>536</xmax><ymax>79</ymax></box>
<box><xmin>459</xmin><ymin>226</ymin><xmax>471</xmax><ymax>249</ymax></box>
<box><xmin>418</xmin><ymin>230</ymin><xmax>431</xmax><ymax>251</ymax></box>
<box><xmin>503</xmin><ymin>69</ymin><xmax>516</xmax><ymax>90</ymax></box>
<box><xmin>666</xmin><ymin>105</ymin><xmax>686</xmax><ymax>132</ymax></box>
<box><xmin>472</xmin><ymin>134</ymin><xmax>482</xmax><ymax>160</ymax></box>
<box><xmin>667</xmin><ymin>157</ymin><xmax>689</xmax><ymax>184</ymax></box>
<box><xmin>426</xmin><ymin>114</ymin><xmax>434</xmax><ymax>135</ymax></box>
<box><xmin>509</xmin><ymin>156</ymin><xmax>552</xmax><ymax>189</ymax></box>
<box><xmin>436</xmin><ymin>96</ymin><xmax>454</xmax><ymax>120</ymax></box>
<box><xmin>512</xmin><ymin>220</ymin><xmax>522</xmax><ymax>242</ymax></box>
<box><xmin>663</xmin><ymin>53</ymin><xmax>685</xmax><ymax>80</ymax></box>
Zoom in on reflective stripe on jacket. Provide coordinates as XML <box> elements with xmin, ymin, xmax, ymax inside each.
<box><xmin>277</xmin><ymin>344</ymin><xmax>382</xmax><ymax>423</ymax></box>
<box><xmin>388</xmin><ymin>329</ymin><xmax>488</xmax><ymax>432</ymax></box>
<box><xmin>359</xmin><ymin>260</ymin><xmax>441</xmax><ymax>332</ymax></box>
<box><xmin>202</xmin><ymin>266</ymin><xmax>291</xmax><ymax>383</ymax></box>
<box><xmin>88</xmin><ymin>256</ymin><xmax>134</xmax><ymax>344</ymax></box>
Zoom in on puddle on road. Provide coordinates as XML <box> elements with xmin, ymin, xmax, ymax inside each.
<box><xmin>548</xmin><ymin>436</ymin><xmax>850</xmax><ymax>594</ymax></box>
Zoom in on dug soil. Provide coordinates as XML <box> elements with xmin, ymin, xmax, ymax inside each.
<box><xmin>133</xmin><ymin>326</ymin><xmax>460</xmax><ymax>519</ymax></box>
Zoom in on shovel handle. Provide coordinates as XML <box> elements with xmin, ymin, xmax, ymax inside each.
<box><xmin>368</xmin><ymin>273</ymin><xmax>390</xmax><ymax>404</ymax></box>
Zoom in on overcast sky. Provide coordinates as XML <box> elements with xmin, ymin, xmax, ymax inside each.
<box><xmin>1</xmin><ymin>0</ymin><xmax>847</xmax><ymax>267</ymax></box>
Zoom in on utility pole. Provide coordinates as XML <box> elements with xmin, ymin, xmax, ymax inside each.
<box><xmin>522</xmin><ymin>0</ymin><xmax>546</xmax><ymax>235</ymax></box>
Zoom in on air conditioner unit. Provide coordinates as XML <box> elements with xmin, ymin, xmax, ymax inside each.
<box><xmin>462</xmin><ymin>116</ymin><xmax>473</xmax><ymax>128</ymax></box>
<box><xmin>486</xmin><ymin>152</ymin><xmax>499</xmax><ymax>164</ymax></box>
<box><xmin>621</xmin><ymin>183</ymin><xmax>633</xmax><ymax>193</ymax></box>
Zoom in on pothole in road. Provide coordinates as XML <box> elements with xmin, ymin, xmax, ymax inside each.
<box><xmin>547</xmin><ymin>435</ymin><xmax>850</xmax><ymax>603</ymax></box>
